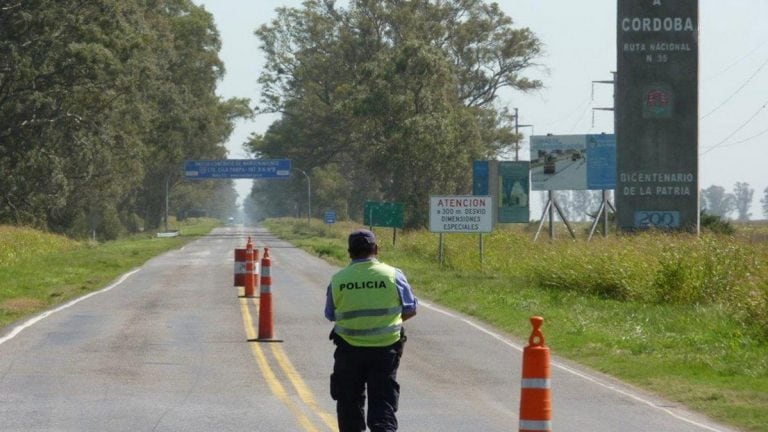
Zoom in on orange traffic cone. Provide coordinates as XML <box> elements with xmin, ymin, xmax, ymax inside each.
<box><xmin>234</xmin><ymin>247</ymin><xmax>246</xmax><ymax>288</ymax></box>
<box><xmin>253</xmin><ymin>248</ymin><xmax>260</xmax><ymax>292</ymax></box>
<box><xmin>257</xmin><ymin>247</ymin><xmax>277</xmax><ymax>341</ymax></box>
<box><xmin>243</xmin><ymin>238</ymin><xmax>256</xmax><ymax>298</ymax></box>
<box><xmin>519</xmin><ymin>316</ymin><xmax>552</xmax><ymax>432</ymax></box>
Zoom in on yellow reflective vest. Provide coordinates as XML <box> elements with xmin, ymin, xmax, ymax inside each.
<box><xmin>331</xmin><ymin>260</ymin><xmax>403</xmax><ymax>347</ymax></box>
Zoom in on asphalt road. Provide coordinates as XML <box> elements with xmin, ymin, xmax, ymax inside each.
<box><xmin>0</xmin><ymin>226</ymin><xmax>736</xmax><ymax>431</ymax></box>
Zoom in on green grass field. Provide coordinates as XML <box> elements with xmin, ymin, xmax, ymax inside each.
<box><xmin>264</xmin><ymin>218</ymin><xmax>768</xmax><ymax>432</ymax></box>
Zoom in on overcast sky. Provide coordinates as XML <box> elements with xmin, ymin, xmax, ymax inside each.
<box><xmin>195</xmin><ymin>0</ymin><xmax>768</xmax><ymax>219</ymax></box>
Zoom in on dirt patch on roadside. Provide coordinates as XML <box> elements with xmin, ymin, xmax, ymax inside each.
<box><xmin>1</xmin><ymin>297</ymin><xmax>46</xmax><ymax>314</ymax></box>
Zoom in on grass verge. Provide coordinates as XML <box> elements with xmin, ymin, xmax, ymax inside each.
<box><xmin>265</xmin><ymin>217</ymin><xmax>768</xmax><ymax>432</ymax></box>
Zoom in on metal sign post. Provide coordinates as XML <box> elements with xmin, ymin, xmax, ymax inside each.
<box><xmin>295</xmin><ymin>168</ymin><xmax>311</xmax><ymax>225</ymax></box>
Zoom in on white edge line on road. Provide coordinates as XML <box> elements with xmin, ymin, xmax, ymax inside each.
<box><xmin>0</xmin><ymin>269</ymin><xmax>141</xmax><ymax>347</ymax></box>
<box><xmin>420</xmin><ymin>301</ymin><xmax>724</xmax><ymax>432</ymax></box>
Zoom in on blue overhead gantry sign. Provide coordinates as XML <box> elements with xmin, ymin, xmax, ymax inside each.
<box><xmin>184</xmin><ymin>159</ymin><xmax>291</xmax><ymax>179</ymax></box>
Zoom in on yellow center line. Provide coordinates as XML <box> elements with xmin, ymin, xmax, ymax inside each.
<box><xmin>246</xmin><ymin>298</ymin><xmax>336</xmax><ymax>430</ymax></box>
<box><xmin>239</xmin><ymin>298</ymin><xmax>320</xmax><ymax>432</ymax></box>
<box><xmin>271</xmin><ymin>342</ymin><xmax>339</xmax><ymax>431</ymax></box>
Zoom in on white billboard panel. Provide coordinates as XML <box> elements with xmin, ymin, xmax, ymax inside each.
<box><xmin>429</xmin><ymin>196</ymin><xmax>493</xmax><ymax>233</ymax></box>
<box><xmin>530</xmin><ymin>134</ymin><xmax>616</xmax><ymax>191</ymax></box>
<box><xmin>530</xmin><ymin>135</ymin><xmax>587</xmax><ymax>191</ymax></box>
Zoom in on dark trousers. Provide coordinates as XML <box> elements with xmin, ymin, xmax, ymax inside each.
<box><xmin>330</xmin><ymin>337</ymin><xmax>403</xmax><ymax>432</ymax></box>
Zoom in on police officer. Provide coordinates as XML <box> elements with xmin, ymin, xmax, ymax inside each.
<box><xmin>324</xmin><ymin>229</ymin><xmax>418</xmax><ymax>432</ymax></box>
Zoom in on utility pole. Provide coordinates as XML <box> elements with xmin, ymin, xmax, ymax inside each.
<box><xmin>588</xmin><ymin>72</ymin><xmax>617</xmax><ymax>239</ymax></box>
<box><xmin>513</xmin><ymin>108</ymin><xmax>534</xmax><ymax>161</ymax></box>
<box><xmin>164</xmin><ymin>174</ymin><xmax>170</xmax><ymax>232</ymax></box>
<box><xmin>296</xmin><ymin>168</ymin><xmax>311</xmax><ymax>225</ymax></box>
<box><xmin>591</xmin><ymin>72</ymin><xmax>616</xmax><ymax>128</ymax></box>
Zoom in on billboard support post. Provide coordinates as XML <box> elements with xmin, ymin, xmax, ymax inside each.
<box><xmin>588</xmin><ymin>189</ymin><xmax>616</xmax><ymax>240</ymax></box>
<box><xmin>534</xmin><ymin>191</ymin><xmax>575</xmax><ymax>242</ymax></box>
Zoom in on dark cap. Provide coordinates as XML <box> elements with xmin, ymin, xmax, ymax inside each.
<box><xmin>348</xmin><ymin>229</ymin><xmax>377</xmax><ymax>251</ymax></box>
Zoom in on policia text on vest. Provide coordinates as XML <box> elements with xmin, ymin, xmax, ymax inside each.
<box><xmin>338</xmin><ymin>279</ymin><xmax>388</xmax><ymax>290</ymax></box>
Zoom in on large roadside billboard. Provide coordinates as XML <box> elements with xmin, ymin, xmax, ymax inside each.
<box><xmin>616</xmin><ymin>0</ymin><xmax>699</xmax><ymax>231</ymax></box>
<box><xmin>497</xmin><ymin>161</ymin><xmax>530</xmax><ymax>223</ymax></box>
<box><xmin>530</xmin><ymin>134</ymin><xmax>616</xmax><ymax>191</ymax></box>
<box><xmin>473</xmin><ymin>161</ymin><xmax>530</xmax><ymax>223</ymax></box>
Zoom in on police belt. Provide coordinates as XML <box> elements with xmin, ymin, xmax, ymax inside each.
<box><xmin>329</xmin><ymin>328</ymin><xmax>407</xmax><ymax>349</ymax></box>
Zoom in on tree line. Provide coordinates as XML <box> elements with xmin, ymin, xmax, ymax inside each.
<box><xmin>1</xmin><ymin>0</ymin><xmax>250</xmax><ymax>239</ymax></box>
<box><xmin>702</xmin><ymin>183</ymin><xmax>768</xmax><ymax>221</ymax></box>
<box><xmin>243</xmin><ymin>0</ymin><xmax>543</xmax><ymax>228</ymax></box>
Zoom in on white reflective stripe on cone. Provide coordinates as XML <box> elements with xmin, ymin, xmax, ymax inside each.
<box><xmin>519</xmin><ymin>419</ymin><xmax>552</xmax><ymax>430</ymax></box>
<box><xmin>521</xmin><ymin>378</ymin><xmax>551</xmax><ymax>389</ymax></box>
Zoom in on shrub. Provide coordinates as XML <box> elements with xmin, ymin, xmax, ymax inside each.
<box><xmin>700</xmin><ymin>210</ymin><xmax>735</xmax><ymax>235</ymax></box>
<box><xmin>99</xmin><ymin>205</ymin><xmax>125</xmax><ymax>241</ymax></box>
<box><xmin>653</xmin><ymin>235</ymin><xmax>757</xmax><ymax>305</ymax></box>
<box><xmin>743</xmin><ymin>282</ymin><xmax>768</xmax><ymax>340</ymax></box>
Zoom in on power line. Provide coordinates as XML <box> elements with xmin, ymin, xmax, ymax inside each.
<box><xmin>709</xmin><ymin>126</ymin><xmax>768</xmax><ymax>149</ymax></box>
<box><xmin>704</xmin><ymin>38</ymin><xmax>768</xmax><ymax>82</ymax></box>
<box><xmin>701</xmin><ymin>55</ymin><xmax>768</xmax><ymax>119</ymax></box>
<box><xmin>701</xmin><ymin>100</ymin><xmax>768</xmax><ymax>155</ymax></box>
<box><xmin>540</xmin><ymin>96</ymin><xmax>592</xmax><ymax>129</ymax></box>
<box><xmin>567</xmin><ymin>100</ymin><xmax>594</xmax><ymax>133</ymax></box>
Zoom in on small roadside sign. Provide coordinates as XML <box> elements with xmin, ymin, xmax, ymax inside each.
<box><xmin>429</xmin><ymin>196</ymin><xmax>493</xmax><ymax>233</ymax></box>
<box><xmin>324</xmin><ymin>211</ymin><xmax>336</xmax><ymax>224</ymax></box>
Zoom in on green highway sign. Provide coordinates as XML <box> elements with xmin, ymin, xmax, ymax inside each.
<box><xmin>363</xmin><ymin>201</ymin><xmax>404</xmax><ymax>228</ymax></box>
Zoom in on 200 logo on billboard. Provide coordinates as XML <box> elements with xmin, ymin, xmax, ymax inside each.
<box><xmin>636</xmin><ymin>211</ymin><xmax>678</xmax><ymax>228</ymax></box>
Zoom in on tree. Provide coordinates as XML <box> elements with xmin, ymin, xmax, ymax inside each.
<box><xmin>701</xmin><ymin>185</ymin><xmax>735</xmax><ymax>219</ymax></box>
<box><xmin>0</xmin><ymin>0</ymin><xmax>250</xmax><ymax>237</ymax></box>
<box><xmin>732</xmin><ymin>182</ymin><xmax>753</xmax><ymax>221</ymax></box>
<box><xmin>249</xmin><ymin>0</ymin><xmax>543</xmax><ymax>228</ymax></box>
<box><xmin>0</xmin><ymin>0</ymin><xmax>151</xmax><ymax>233</ymax></box>
<box><xmin>762</xmin><ymin>187</ymin><xmax>768</xmax><ymax>219</ymax></box>
<box><xmin>135</xmin><ymin>1</ymin><xmax>251</xmax><ymax>229</ymax></box>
